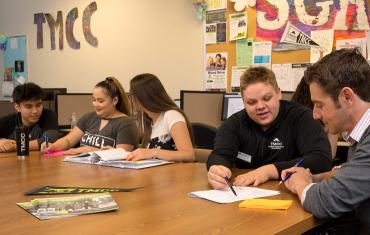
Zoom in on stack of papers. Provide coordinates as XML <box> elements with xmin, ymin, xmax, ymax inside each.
<box><xmin>189</xmin><ymin>186</ymin><xmax>280</xmax><ymax>203</ymax></box>
<box><xmin>97</xmin><ymin>159</ymin><xmax>173</xmax><ymax>169</ymax></box>
<box><xmin>17</xmin><ymin>193</ymin><xmax>118</xmax><ymax>220</ymax></box>
<box><xmin>64</xmin><ymin>148</ymin><xmax>173</xmax><ymax>169</ymax></box>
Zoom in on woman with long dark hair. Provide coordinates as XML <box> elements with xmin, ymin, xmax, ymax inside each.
<box><xmin>127</xmin><ymin>73</ymin><xmax>194</xmax><ymax>162</ymax></box>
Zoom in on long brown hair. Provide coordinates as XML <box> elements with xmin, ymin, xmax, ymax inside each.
<box><xmin>95</xmin><ymin>77</ymin><xmax>131</xmax><ymax>115</ymax></box>
<box><xmin>130</xmin><ymin>73</ymin><xmax>193</xmax><ymax>147</ymax></box>
<box><xmin>291</xmin><ymin>78</ymin><xmax>314</xmax><ymax>109</ymax></box>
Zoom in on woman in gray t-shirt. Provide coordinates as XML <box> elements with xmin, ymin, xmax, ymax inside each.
<box><xmin>42</xmin><ymin>77</ymin><xmax>139</xmax><ymax>155</ymax></box>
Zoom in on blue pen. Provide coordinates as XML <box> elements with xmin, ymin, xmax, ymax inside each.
<box><xmin>278</xmin><ymin>157</ymin><xmax>305</xmax><ymax>185</ymax></box>
<box><xmin>44</xmin><ymin>133</ymin><xmax>49</xmax><ymax>151</ymax></box>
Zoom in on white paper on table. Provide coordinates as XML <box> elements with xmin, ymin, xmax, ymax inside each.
<box><xmin>188</xmin><ymin>186</ymin><xmax>280</xmax><ymax>203</ymax></box>
<box><xmin>92</xmin><ymin>148</ymin><xmax>130</xmax><ymax>161</ymax></box>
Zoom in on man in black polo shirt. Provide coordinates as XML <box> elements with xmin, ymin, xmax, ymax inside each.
<box><xmin>0</xmin><ymin>83</ymin><xmax>59</xmax><ymax>153</ymax></box>
<box><xmin>207</xmin><ymin>66</ymin><xmax>332</xmax><ymax>189</ymax></box>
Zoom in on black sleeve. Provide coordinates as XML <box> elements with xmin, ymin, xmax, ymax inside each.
<box><xmin>274</xmin><ymin>109</ymin><xmax>333</xmax><ymax>175</ymax></box>
<box><xmin>37</xmin><ymin>109</ymin><xmax>60</xmax><ymax>147</ymax></box>
<box><xmin>0</xmin><ymin>113</ymin><xmax>18</xmax><ymax>139</ymax></box>
<box><xmin>206</xmin><ymin>115</ymin><xmax>241</xmax><ymax>170</ymax></box>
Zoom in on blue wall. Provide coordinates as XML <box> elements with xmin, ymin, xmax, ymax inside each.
<box><xmin>3</xmin><ymin>36</ymin><xmax>27</xmax><ymax>87</ymax></box>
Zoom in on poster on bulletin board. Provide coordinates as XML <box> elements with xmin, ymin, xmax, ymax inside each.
<box><xmin>205</xmin><ymin>10</ymin><xmax>227</xmax><ymax>44</ymax></box>
<box><xmin>205</xmin><ymin>52</ymin><xmax>227</xmax><ymax>91</ymax></box>
<box><xmin>1</xmin><ymin>35</ymin><xmax>27</xmax><ymax>98</ymax></box>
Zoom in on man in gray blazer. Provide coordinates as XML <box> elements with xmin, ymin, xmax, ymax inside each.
<box><xmin>282</xmin><ymin>48</ymin><xmax>370</xmax><ymax>234</ymax></box>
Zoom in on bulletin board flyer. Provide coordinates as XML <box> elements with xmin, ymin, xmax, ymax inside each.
<box><xmin>205</xmin><ymin>52</ymin><xmax>227</xmax><ymax>91</ymax></box>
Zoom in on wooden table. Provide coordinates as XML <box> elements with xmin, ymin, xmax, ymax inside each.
<box><xmin>0</xmin><ymin>152</ymin><xmax>319</xmax><ymax>235</ymax></box>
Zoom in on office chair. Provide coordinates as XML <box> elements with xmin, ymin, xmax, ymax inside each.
<box><xmin>191</xmin><ymin>122</ymin><xmax>217</xmax><ymax>150</ymax></box>
<box><xmin>194</xmin><ymin>148</ymin><xmax>212</xmax><ymax>163</ymax></box>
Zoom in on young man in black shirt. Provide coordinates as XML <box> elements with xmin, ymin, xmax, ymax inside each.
<box><xmin>207</xmin><ymin>67</ymin><xmax>332</xmax><ymax>189</ymax></box>
<box><xmin>0</xmin><ymin>83</ymin><xmax>59</xmax><ymax>152</ymax></box>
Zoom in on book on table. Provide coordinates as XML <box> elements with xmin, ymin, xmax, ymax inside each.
<box><xmin>17</xmin><ymin>192</ymin><xmax>118</xmax><ymax>220</ymax></box>
<box><xmin>63</xmin><ymin>148</ymin><xmax>173</xmax><ymax>169</ymax></box>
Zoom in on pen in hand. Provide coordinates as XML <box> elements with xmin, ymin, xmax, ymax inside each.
<box><xmin>278</xmin><ymin>157</ymin><xmax>305</xmax><ymax>185</ymax></box>
<box><xmin>225</xmin><ymin>177</ymin><xmax>238</xmax><ymax>197</ymax></box>
<box><xmin>44</xmin><ymin>133</ymin><xmax>49</xmax><ymax>153</ymax></box>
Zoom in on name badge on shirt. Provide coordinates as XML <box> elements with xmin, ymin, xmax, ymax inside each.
<box><xmin>237</xmin><ymin>151</ymin><xmax>252</xmax><ymax>163</ymax></box>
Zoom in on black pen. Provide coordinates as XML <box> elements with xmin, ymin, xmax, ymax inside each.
<box><xmin>278</xmin><ymin>157</ymin><xmax>305</xmax><ymax>185</ymax></box>
<box><xmin>225</xmin><ymin>177</ymin><xmax>237</xmax><ymax>197</ymax></box>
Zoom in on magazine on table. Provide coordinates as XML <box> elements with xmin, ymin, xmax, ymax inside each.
<box><xmin>63</xmin><ymin>148</ymin><xmax>173</xmax><ymax>169</ymax></box>
<box><xmin>17</xmin><ymin>193</ymin><xmax>118</xmax><ymax>220</ymax></box>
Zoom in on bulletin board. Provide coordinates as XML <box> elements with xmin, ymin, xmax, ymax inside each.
<box><xmin>206</xmin><ymin>1</ymin><xmax>369</xmax><ymax>92</ymax></box>
<box><xmin>1</xmin><ymin>35</ymin><xmax>28</xmax><ymax>99</ymax></box>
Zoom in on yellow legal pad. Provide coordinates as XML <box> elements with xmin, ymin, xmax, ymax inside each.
<box><xmin>239</xmin><ymin>199</ymin><xmax>293</xmax><ymax>210</ymax></box>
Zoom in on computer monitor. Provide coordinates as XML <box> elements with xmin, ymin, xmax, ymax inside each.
<box><xmin>42</xmin><ymin>88</ymin><xmax>67</xmax><ymax>112</ymax></box>
<box><xmin>221</xmin><ymin>94</ymin><xmax>244</xmax><ymax>120</ymax></box>
<box><xmin>42</xmin><ymin>88</ymin><xmax>67</xmax><ymax>101</ymax></box>
<box><xmin>281</xmin><ymin>91</ymin><xmax>294</xmax><ymax>101</ymax></box>
<box><xmin>56</xmin><ymin>93</ymin><xmax>94</xmax><ymax>129</ymax></box>
<box><xmin>180</xmin><ymin>90</ymin><xmax>225</xmax><ymax>128</ymax></box>
<box><xmin>0</xmin><ymin>100</ymin><xmax>56</xmax><ymax>118</ymax></box>
<box><xmin>0</xmin><ymin>101</ymin><xmax>15</xmax><ymax>118</ymax></box>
